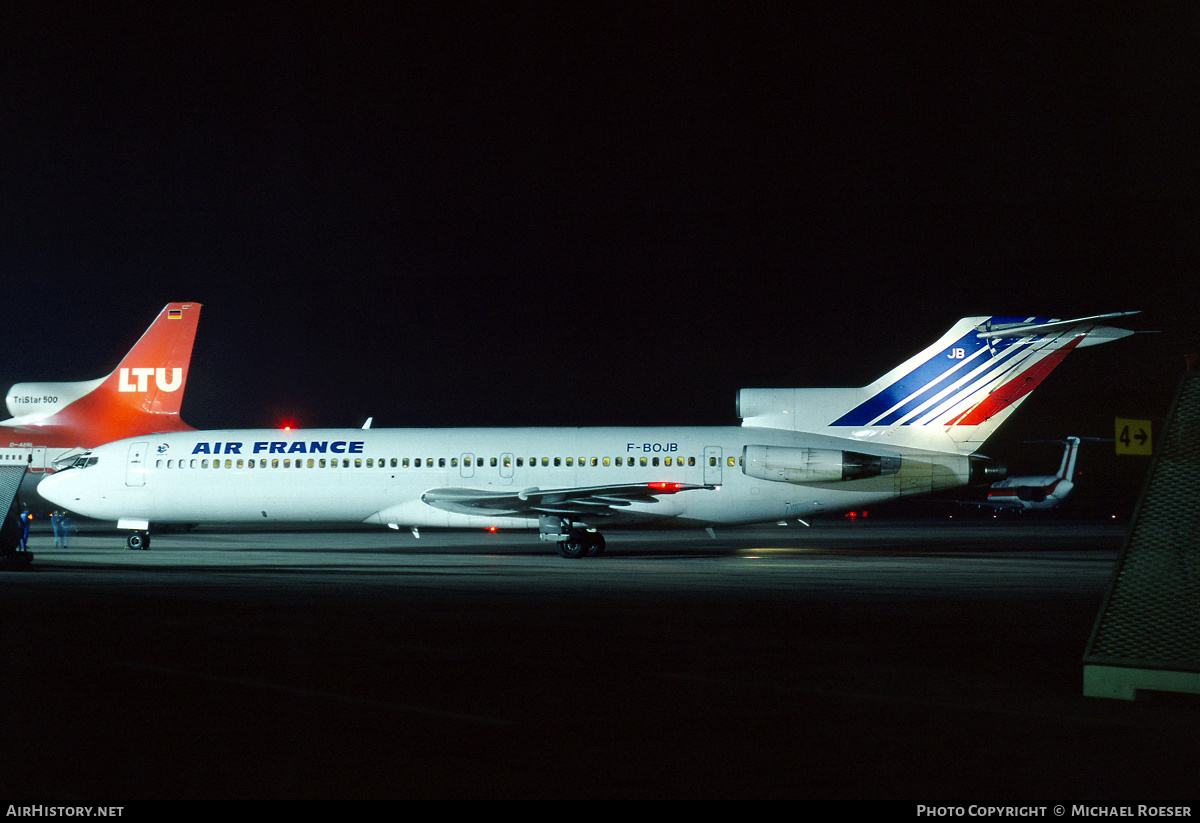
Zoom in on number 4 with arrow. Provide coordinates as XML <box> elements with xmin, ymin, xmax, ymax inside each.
<box><xmin>1115</xmin><ymin>418</ymin><xmax>1152</xmax><ymax>455</ymax></box>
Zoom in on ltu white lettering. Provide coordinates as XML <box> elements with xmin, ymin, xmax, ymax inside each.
<box><xmin>156</xmin><ymin>367</ymin><xmax>182</xmax><ymax>391</ymax></box>
<box><xmin>118</xmin><ymin>367</ymin><xmax>182</xmax><ymax>393</ymax></box>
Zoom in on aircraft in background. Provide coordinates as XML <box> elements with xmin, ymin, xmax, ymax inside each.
<box><xmin>2</xmin><ymin>302</ymin><xmax>201</xmax><ymax>499</ymax></box>
<box><xmin>40</xmin><ymin>313</ymin><xmax>1136</xmax><ymax>556</ymax></box>
<box><xmin>980</xmin><ymin>436</ymin><xmax>1110</xmax><ymax>512</ymax></box>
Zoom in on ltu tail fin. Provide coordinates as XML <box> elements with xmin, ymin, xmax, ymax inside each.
<box><xmin>29</xmin><ymin>302</ymin><xmax>202</xmax><ymax>444</ymax></box>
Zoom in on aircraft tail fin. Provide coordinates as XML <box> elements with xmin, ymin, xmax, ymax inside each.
<box><xmin>11</xmin><ymin>303</ymin><xmax>202</xmax><ymax>444</ymax></box>
<box><xmin>739</xmin><ymin>313</ymin><xmax>1137</xmax><ymax>454</ymax></box>
<box><xmin>1056</xmin><ymin>436</ymin><xmax>1082</xmax><ymax>481</ymax></box>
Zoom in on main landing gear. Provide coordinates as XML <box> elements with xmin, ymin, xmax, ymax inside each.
<box><xmin>555</xmin><ymin>529</ymin><xmax>606</xmax><ymax>559</ymax></box>
<box><xmin>539</xmin><ymin>516</ymin><xmax>606</xmax><ymax>559</ymax></box>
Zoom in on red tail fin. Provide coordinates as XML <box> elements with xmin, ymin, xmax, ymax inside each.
<box><xmin>43</xmin><ymin>303</ymin><xmax>201</xmax><ymax>443</ymax></box>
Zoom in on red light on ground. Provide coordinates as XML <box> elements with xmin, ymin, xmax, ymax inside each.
<box><xmin>647</xmin><ymin>482</ymin><xmax>682</xmax><ymax>492</ymax></box>
<box><xmin>486</xmin><ymin>526</ymin><xmax>497</xmax><ymax>532</ymax></box>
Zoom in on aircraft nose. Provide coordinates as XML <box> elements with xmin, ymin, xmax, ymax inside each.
<box><xmin>37</xmin><ymin>470</ymin><xmax>77</xmax><ymax>509</ymax></box>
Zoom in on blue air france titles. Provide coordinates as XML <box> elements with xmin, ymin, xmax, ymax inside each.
<box><xmin>187</xmin><ymin>440</ymin><xmax>365</xmax><ymax>455</ymax></box>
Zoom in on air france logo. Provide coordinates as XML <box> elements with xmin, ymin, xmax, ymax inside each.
<box><xmin>189</xmin><ymin>441</ymin><xmax>365</xmax><ymax>455</ymax></box>
<box><xmin>118</xmin><ymin>367</ymin><xmax>183</xmax><ymax>393</ymax></box>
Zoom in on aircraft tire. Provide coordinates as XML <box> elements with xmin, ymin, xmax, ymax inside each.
<box><xmin>556</xmin><ymin>536</ymin><xmax>588</xmax><ymax>559</ymax></box>
<box><xmin>126</xmin><ymin>531</ymin><xmax>151</xmax><ymax>551</ymax></box>
<box><xmin>586</xmin><ymin>533</ymin><xmax>606</xmax><ymax>557</ymax></box>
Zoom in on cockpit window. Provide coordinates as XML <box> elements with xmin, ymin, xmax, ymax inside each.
<box><xmin>71</xmin><ymin>455</ymin><xmax>98</xmax><ymax>469</ymax></box>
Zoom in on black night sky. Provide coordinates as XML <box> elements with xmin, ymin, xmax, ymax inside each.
<box><xmin>2</xmin><ymin>5</ymin><xmax>1197</xmax><ymax>497</ymax></box>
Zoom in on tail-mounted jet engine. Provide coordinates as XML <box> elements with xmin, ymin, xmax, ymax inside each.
<box><xmin>743</xmin><ymin>445</ymin><xmax>902</xmax><ymax>484</ymax></box>
<box><xmin>968</xmin><ymin>456</ymin><xmax>1007</xmax><ymax>485</ymax></box>
<box><xmin>5</xmin><ymin>380</ymin><xmax>101</xmax><ymax>422</ymax></box>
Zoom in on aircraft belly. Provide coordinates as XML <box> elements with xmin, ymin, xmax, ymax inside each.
<box><xmin>147</xmin><ymin>470</ymin><xmax>384</xmax><ymax>523</ymax></box>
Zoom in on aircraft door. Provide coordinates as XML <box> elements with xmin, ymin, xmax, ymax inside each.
<box><xmin>704</xmin><ymin>446</ymin><xmax>723</xmax><ymax>485</ymax></box>
<box><xmin>125</xmin><ymin>442</ymin><xmax>149</xmax><ymax>487</ymax></box>
<box><xmin>499</xmin><ymin>452</ymin><xmax>514</xmax><ymax>485</ymax></box>
<box><xmin>460</xmin><ymin>453</ymin><xmax>475</xmax><ymax>479</ymax></box>
<box><xmin>30</xmin><ymin>448</ymin><xmax>47</xmax><ymax>473</ymax></box>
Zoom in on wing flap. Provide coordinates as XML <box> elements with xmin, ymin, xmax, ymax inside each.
<box><xmin>421</xmin><ymin>481</ymin><xmax>715</xmax><ymax>519</ymax></box>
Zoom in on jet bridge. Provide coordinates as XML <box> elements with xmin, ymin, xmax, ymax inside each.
<box><xmin>1084</xmin><ymin>370</ymin><xmax>1200</xmax><ymax>700</ymax></box>
<box><xmin>0</xmin><ymin>448</ymin><xmax>32</xmax><ymax>567</ymax></box>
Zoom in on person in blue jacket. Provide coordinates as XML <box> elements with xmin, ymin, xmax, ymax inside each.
<box><xmin>19</xmin><ymin>507</ymin><xmax>31</xmax><ymax>551</ymax></box>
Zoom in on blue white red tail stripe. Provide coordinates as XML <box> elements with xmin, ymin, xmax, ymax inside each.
<box><xmin>831</xmin><ymin>317</ymin><xmax>1055</xmax><ymax>428</ymax></box>
<box><xmin>739</xmin><ymin>312</ymin><xmax>1135</xmax><ymax>455</ymax></box>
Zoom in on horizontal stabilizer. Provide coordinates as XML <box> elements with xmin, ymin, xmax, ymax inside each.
<box><xmin>977</xmin><ymin>312</ymin><xmax>1139</xmax><ymax>347</ymax></box>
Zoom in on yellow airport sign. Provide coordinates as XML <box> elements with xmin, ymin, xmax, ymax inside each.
<box><xmin>1115</xmin><ymin>418</ymin><xmax>1152</xmax><ymax>455</ymax></box>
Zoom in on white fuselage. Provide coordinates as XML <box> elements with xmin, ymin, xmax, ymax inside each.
<box><xmin>39</xmin><ymin>425</ymin><xmax>975</xmax><ymax>531</ymax></box>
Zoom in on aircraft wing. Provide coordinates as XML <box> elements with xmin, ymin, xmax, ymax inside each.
<box><xmin>421</xmin><ymin>481</ymin><xmax>716</xmax><ymax>518</ymax></box>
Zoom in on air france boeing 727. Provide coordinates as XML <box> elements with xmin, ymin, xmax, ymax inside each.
<box><xmin>39</xmin><ymin>313</ymin><xmax>1136</xmax><ymax>556</ymax></box>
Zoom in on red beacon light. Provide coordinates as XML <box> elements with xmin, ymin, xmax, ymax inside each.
<box><xmin>647</xmin><ymin>482</ymin><xmax>683</xmax><ymax>492</ymax></box>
